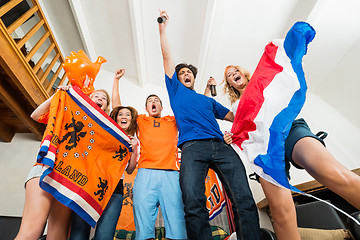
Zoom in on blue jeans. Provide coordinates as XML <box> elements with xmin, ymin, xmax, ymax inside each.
<box><xmin>69</xmin><ymin>193</ymin><xmax>123</xmax><ymax>240</ymax></box>
<box><xmin>180</xmin><ymin>139</ymin><xmax>260</xmax><ymax>240</ymax></box>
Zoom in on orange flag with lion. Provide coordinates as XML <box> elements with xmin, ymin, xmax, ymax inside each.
<box><xmin>37</xmin><ymin>86</ymin><xmax>131</xmax><ymax>227</ymax></box>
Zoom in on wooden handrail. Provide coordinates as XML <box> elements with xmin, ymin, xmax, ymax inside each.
<box><xmin>46</xmin><ymin>64</ymin><xmax>63</xmax><ymax>92</ymax></box>
<box><xmin>59</xmin><ymin>72</ymin><xmax>67</xmax><ymax>86</ymax></box>
<box><xmin>40</xmin><ymin>52</ymin><xmax>59</xmax><ymax>84</ymax></box>
<box><xmin>8</xmin><ymin>5</ymin><xmax>38</xmax><ymax>34</ymax></box>
<box><xmin>25</xmin><ymin>31</ymin><xmax>50</xmax><ymax>62</ymax></box>
<box><xmin>0</xmin><ymin>21</ymin><xmax>48</xmax><ymax>106</ymax></box>
<box><xmin>0</xmin><ymin>0</ymin><xmax>67</xmax><ymax>99</ymax></box>
<box><xmin>0</xmin><ymin>0</ymin><xmax>23</xmax><ymax>18</ymax></box>
<box><xmin>33</xmin><ymin>42</ymin><xmax>55</xmax><ymax>73</ymax></box>
<box><xmin>16</xmin><ymin>19</ymin><xmax>44</xmax><ymax>48</ymax></box>
<box><xmin>31</xmin><ymin>0</ymin><xmax>66</xmax><ymax>69</ymax></box>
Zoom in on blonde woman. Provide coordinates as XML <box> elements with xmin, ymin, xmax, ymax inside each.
<box><xmin>205</xmin><ymin>65</ymin><xmax>360</xmax><ymax>240</ymax></box>
<box><xmin>16</xmin><ymin>86</ymin><xmax>111</xmax><ymax>240</ymax></box>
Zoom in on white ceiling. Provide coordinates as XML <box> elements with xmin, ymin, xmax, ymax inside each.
<box><xmin>39</xmin><ymin>0</ymin><xmax>360</xmax><ymax>128</ymax></box>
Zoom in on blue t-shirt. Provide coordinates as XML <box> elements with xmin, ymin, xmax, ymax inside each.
<box><xmin>165</xmin><ymin>72</ymin><xmax>230</xmax><ymax>147</ymax></box>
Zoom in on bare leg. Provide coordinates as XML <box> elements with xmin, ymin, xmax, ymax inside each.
<box><xmin>15</xmin><ymin>177</ymin><xmax>52</xmax><ymax>240</ymax></box>
<box><xmin>260</xmin><ymin>178</ymin><xmax>301</xmax><ymax>240</ymax></box>
<box><xmin>46</xmin><ymin>200</ymin><xmax>72</xmax><ymax>240</ymax></box>
<box><xmin>293</xmin><ymin>137</ymin><xmax>360</xmax><ymax>209</ymax></box>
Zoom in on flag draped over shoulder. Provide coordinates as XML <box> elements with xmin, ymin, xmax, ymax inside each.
<box><xmin>230</xmin><ymin>22</ymin><xmax>315</xmax><ymax>191</ymax></box>
<box><xmin>37</xmin><ymin>86</ymin><xmax>131</xmax><ymax>227</ymax></box>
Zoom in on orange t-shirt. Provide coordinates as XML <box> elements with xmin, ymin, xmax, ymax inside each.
<box><xmin>137</xmin><ymin>114</ymin><xmax>179</xmax><ymax>170</ymax></box>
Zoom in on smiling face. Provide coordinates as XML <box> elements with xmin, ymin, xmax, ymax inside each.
<box><xmin>90</xmin><ymin>91</ymin><xmax>108</xmax><ymax>111</ymax></box>
<box><xmin>145</xmin><ymin>96</ymin><xmax>163</xmax><ymax>118</ymax></box>
<box><xmin>117</xmin><ymin>108</ymin><xmax>132</xmax><ymax>133</ymax></box>
<box><xmin>225</xmin><ymin>67</ymin><xmax>248</xmax><ymax>91</ymax></box>
<box><xmin>178</xmin><ymin>67</ymin><xmax>195</xmax><ymax>90</ymax></box>
<box><xmin>110</xmin><ymin>106</ymin><xmax>138</xmax><ymax>136</ymax></box>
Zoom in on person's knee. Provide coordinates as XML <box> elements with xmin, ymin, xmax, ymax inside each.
<box><xmin>317</xmin><ymin>168</ymin><xmax>352</xmax><ymax>189</ymax></box>
<box><xmin>269</xmin><ymin>199</ymin><xmax>295</xmax><ymax>225</ymax></box>
<box><xmin>272</xmin><ymin>203</ymin><xmax>292</xmax><ymax>217</ymax></box>
<box><xmin>334</xmin><ymin>170</ymin><xmax>353</xmax><ymax>187</ymax></box>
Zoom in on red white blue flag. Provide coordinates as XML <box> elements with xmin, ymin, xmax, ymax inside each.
<box><xmin>230</xmin><ymin>22</ymin><xmax>315</xmax><ymax>191</ymax></box>
<box><xmin>37</xmin><ymin>86</ymin><xmax>131</xmax><ymax>227</ymax></box>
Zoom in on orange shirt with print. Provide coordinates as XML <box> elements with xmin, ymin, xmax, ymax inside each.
<box><xmin>137</xmin><ymin>114</ymin><xmax>179</xmax><ymax>170</ymax></box>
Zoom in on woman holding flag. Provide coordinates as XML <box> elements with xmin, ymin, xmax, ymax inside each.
<box><xmin>15</xmin><ymin>85</ymin><xmax>111</xmax><ymax>240</ymax></box>
<box><xmin>205</xmin><ymin>65</ymin><xmax>360</xmax><ymax>240</ymax></box>
<box><xmin>69</xmin><ymin>68</ymin><xmax>139</xmax><ymax>240</ymax></box>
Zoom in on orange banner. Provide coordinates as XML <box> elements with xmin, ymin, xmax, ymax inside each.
<box><xmin>116</xmin><ymin>167</ymin><xmax>138</xmax><ymax>231</ymax></box>
<box><xmin>205</xmin><ymin>169</ymin><xmax>226</xmax><ymax>220</ymax></box>
<box><xmin>37</xmin><ymin>86</ymin><xmax>131</xmax><ymax>227</ymax></box>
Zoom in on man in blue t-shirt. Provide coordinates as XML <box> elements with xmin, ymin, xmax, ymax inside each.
<box><xmin>158</xmin><ymin>10</ymin><xmax>260</xmax><ymax>240</ymax></box>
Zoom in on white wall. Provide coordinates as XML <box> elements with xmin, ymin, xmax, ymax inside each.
<box><xmin>95</xmin><ymin>69</ymin><xmax>174</xmax><ymax>117</ymax></box>
<box><xmin>0</xmin><ymin>133</ymin><xmax>40</xmax><ymax>216</ymax></box>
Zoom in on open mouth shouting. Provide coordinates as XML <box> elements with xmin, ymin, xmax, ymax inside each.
<box><xmin>151</xmin><ymin>103</ymin><xmax>157</xmax><ymax>113</ymax></box>
<box><xmin>234</xmin><ymin>75</ymin><xmax>242</xmax><ymax>82</ymax></box>
<box><xmin>95</xmin><ymin>101</ymin><xmax>103</xmax><ymax>108</ymax></box>
<box><xmin>120</xmin><ymin>119</ymin><xmax>129</xmax><ymax>128</ymax></box>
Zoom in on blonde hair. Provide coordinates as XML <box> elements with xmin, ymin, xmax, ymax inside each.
<box><xmin>222</xmin><ymin>65</ymin><xmax>251</xmax><ymax>104</ymax></box>
<box><xmin>90</xmin><ymin>89</ymin><xmax>110</xmax><ymax>114</ymax></box>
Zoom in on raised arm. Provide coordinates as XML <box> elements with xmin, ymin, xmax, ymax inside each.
<box><xmin>30</xmin><ymin>85</ymin><xmax>70</xmax><ymax>121</ymax></box>
<box><xmin>111</xmin><ymin>68</ymin><xmax>125</xmax><ymax>109</ymax></box>
<box><xmin>204</xmin><ymin>77</ymin><xmax>217</xmax><ymax>96</ymax></box>
<box><xmin>158</xmin><ymin>10</ymin><xmax>175</xmax><ymax>77</ymax></box>
<box><xmin>30</xmin><ymin>96</ymin><xmax>53</xmax><ymax>121</ymax></box>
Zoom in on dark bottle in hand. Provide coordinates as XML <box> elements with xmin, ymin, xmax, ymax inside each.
<box><xmin>210</xmin><ymin>85</ymin><xmax>217</xmax><ymax>97</ymax></box>
<box><xmin>157</xmin><ymin>16</ymin><xmax>166</xmax><ymax>23</ymax></box>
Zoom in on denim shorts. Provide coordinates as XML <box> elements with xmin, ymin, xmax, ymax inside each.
<box><xmin>284</xmin><ymin>118</ymin><xmax>326</xmax><ymax>174</ymax></box>
<box><xmin>249</xmin><ymin>118</ymin><xmax>327</xmax><ymax>182</ymax></box>
<box><xmin>24</xmin><ymin>165</ymin><xmax>43</xmax><ymax>188</ymax></box>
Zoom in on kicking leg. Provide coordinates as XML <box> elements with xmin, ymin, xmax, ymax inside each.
<box><xmin>293</xmin><ymin>137</ymin><xmax>360</xmax><ymax>209</ymax></box>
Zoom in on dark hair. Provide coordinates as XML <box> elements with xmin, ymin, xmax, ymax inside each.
<box><xmin>110</xmin><ymin>106</ymin><xmax>138</xmax><ymax>136</ymax></box>
<box><xmin>175</xmin><ymin>63</ymin><xmax>198</xmax><ymax>79</ymax></box>
<box><xmin>145</xmin><ymin>94</ymin><xmax>162</xmax><ymax>107</ymax></box>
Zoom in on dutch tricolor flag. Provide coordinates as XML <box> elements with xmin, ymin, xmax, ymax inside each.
<box><xmin>230</xmin><ymin>21</ymin><xmax>360</xmax><ymax>225</ymax></box>
<box><xmin>230</xmin><ymin>22</ymin><xmax>315</xmax><ymax>192</ymax></box>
